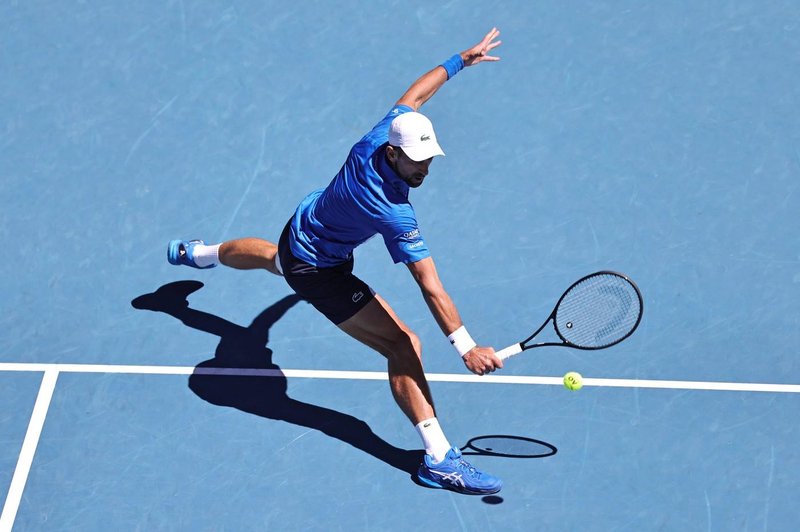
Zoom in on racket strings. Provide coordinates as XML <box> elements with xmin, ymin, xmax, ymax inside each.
<box><xmin>555</xmin><ymin>274</ymin><xmax>641</xmax><ymax>348</ymax></box>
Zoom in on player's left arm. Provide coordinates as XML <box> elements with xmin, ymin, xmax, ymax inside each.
<box><xmin>395</xmin><ymin>27</ymin><xmax>502</xmax><ymax>111</ymax></box>
<box><xmin>406</xmin><ymin>257</ymin><xmax>502</xmax><ymax>375</ymax></box>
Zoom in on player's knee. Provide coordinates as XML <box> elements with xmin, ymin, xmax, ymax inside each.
<box><xmin>400</xmin><ymin>329</ymin><xmax>422</xmax><ymax>358</ymax></box>
<box><xmin>386</xmin><ymin>329</ymin><xmax>422</xmax><ymax>363</ymax></box>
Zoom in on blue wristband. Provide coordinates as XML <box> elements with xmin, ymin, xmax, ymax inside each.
<box><xmin>440</xmin><ymin>54</ymin><xmax>465</xmax><ymax>79</ymax></box>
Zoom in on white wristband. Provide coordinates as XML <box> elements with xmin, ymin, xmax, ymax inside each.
<box><xmin>448</xmin><ymin>326</ymin><xmax>477</xmax><ymax>357</ymax></box>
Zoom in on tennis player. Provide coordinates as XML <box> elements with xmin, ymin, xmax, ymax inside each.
<box><xmin>168</xmin><ymin>28</ymin><xmax>504</xmax><ymax>495</ymax></box>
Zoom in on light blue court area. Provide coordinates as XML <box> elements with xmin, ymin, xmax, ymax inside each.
<box><xmin>2</xmin><ymin>0</ymin><xmax>800</xmax><ymax>530</ymax></box>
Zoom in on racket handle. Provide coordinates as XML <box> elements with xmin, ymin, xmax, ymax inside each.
<box><xmin>496</xmin><ymin>343</ymin><xmax>523</xmax><ymax>361</ymax></box>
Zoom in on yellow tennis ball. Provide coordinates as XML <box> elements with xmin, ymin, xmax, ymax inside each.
<box><xmin>563</xmin><ymin>371</ymin><xmax>583</xmax><ymax>391</ymax></box>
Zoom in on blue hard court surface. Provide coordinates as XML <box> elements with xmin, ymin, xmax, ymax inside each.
<box><xmin>1</xmin><ymin>1</ymin><xmax>799</xmax><ymax>530</ymax></box>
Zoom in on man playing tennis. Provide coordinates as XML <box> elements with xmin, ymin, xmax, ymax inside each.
<box><xmin>168</xmin><ymin>28</ymin><xmax>504</xmax><ymax>495</ymax></box>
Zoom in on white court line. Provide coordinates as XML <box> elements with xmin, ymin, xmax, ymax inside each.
<box><xmin>0</xmin><ymin>369</ymin><xmax>59</xmax><ymax>532</ymax></box>
<box><xmin>0</xmin><ymin>362</ymin><xmax>798</xmax><ymax>393</ymax></box>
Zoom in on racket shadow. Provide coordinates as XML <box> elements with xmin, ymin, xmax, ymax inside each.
<box><xmin>131</xmin><ymin>281</ymin><xmax>423</xmax><ymax>476</ymax></box>
<box><xmin>460</xmin><ymin>435</ymin><xmax>558</xmax><ymax>459</ymax></box>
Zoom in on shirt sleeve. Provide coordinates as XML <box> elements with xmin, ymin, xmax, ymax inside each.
<box><xmin>378</xmin><ymin>206</ymin><xmax>431</xmax><ymax>264</ymax></box>
<box><xmin>361</xmin><ymin>105</ymin><xmax>415</xmax><ymax>146</ymax></box>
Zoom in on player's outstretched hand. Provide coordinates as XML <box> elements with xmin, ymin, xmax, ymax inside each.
<box><xmin>463</xmin><ymin>346</ymin><xmax>504</xmax><ymax>376</ymax></box>
<box><xmin>461</xmin><ymin>27</ymin><xmax>502</xmax><ymax>67</ymax></box>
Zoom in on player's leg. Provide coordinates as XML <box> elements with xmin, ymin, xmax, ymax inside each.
<box><xmin>338</xmin><ymin>294</ymin><xmax>435</xmax><ymax>425</ymax></box>
<box><xmin>167</xmin><ymin>237</ymin><xmax>282</xmax><ymax>275</ymax></box>
<box><xmin>219</xmin><ymin>238</ymin><xmax>281</xmax><ymax>275</ymax></box>
<box><xmin>338</xmin><ymin>295</ymin><xmax>502</xmax><ymax>495</ymax></box>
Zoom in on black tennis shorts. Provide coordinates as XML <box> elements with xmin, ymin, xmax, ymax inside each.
<box><xmin>278</xmin><ymin>221</ymin><xmax>375</xmax><ymax>325</ymax></box>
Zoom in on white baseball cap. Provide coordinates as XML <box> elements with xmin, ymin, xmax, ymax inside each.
<box><xmin>388</xmin><ymin>112</ymin><xmax>445</xmax><ymax>162</ymax></box>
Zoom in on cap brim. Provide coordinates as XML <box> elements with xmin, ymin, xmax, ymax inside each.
<box><xmin>402</xmin><ymin>143</ymin><xmax>445</xmax><ymax>162</ymax></box>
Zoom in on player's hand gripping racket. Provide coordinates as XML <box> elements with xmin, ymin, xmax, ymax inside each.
<box><xmin>496</xmin><ymin>271</ymin><xmax>643</xmax><ymax>361</ymax></box>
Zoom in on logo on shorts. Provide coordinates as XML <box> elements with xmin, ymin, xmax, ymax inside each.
<box><xmin>352</xmin><ymin>291</ymin><xmax>364</xmax><ymax>303</ymax></box>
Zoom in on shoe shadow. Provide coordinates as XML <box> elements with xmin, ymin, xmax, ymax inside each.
<box><xmin>131</xmin><ymin>281</ymin><xmax>423</xmax><ymax>476</ymax></box>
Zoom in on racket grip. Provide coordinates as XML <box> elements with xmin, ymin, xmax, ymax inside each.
<box><xmin>496</xmin><ymin>343</ymin><xmax>523</xmax><ymax>361</ymax></box>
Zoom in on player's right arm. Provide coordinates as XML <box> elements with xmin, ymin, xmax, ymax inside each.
<box><xmin>406</xmin><ymin>257</ymin><xmax>502</xmax><ymax>375</ymax></box>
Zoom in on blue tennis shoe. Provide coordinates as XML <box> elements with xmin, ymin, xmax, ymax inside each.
<box><xmin>167</xmin><ymin>239</ymin><xmax>216</xmax><ymax>269</ymax></box>
<box><xmin>417</xmin><ymin>446</ymin><xmax>502</xmax><ymax>495</ymax></box>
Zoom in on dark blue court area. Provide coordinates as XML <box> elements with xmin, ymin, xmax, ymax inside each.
<box><xmin>2</xmin><ymin>2</ymin><xmax>799</xmax><ymax>530</ymax></box>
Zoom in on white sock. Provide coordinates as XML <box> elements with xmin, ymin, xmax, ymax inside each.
<box><xmin>415</xmin><ymin>417</ymin><xmax>452</xmax><ymax>463</ymax></box>
<box><xmin>190</xmin><ymin>243</ymin><xmax>221</xmax><ymax>268</ymax></box>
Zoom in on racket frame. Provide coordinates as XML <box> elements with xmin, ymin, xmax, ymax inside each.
<box><xmin>497</xmin><ymin>271</ymin><xmax>643</xmax><ymax>360</ymax></box>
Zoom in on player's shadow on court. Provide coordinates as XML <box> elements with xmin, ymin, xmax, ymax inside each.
<box><xmin>131</xmin><ymin>280</ymin><xmax>423</xmax><ymax>476</ymax></box>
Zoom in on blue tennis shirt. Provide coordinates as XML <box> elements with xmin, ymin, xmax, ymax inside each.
<box><xmin>288</xmin><ymin>105</ymin><xmax>431</xmax><ymax>267</ymax></box>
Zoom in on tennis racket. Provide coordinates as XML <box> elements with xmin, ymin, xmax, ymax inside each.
<box><xmin>496</xmin><ymin>271</ymin><xmax>643</xmax><ymax>361</ymax></box>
